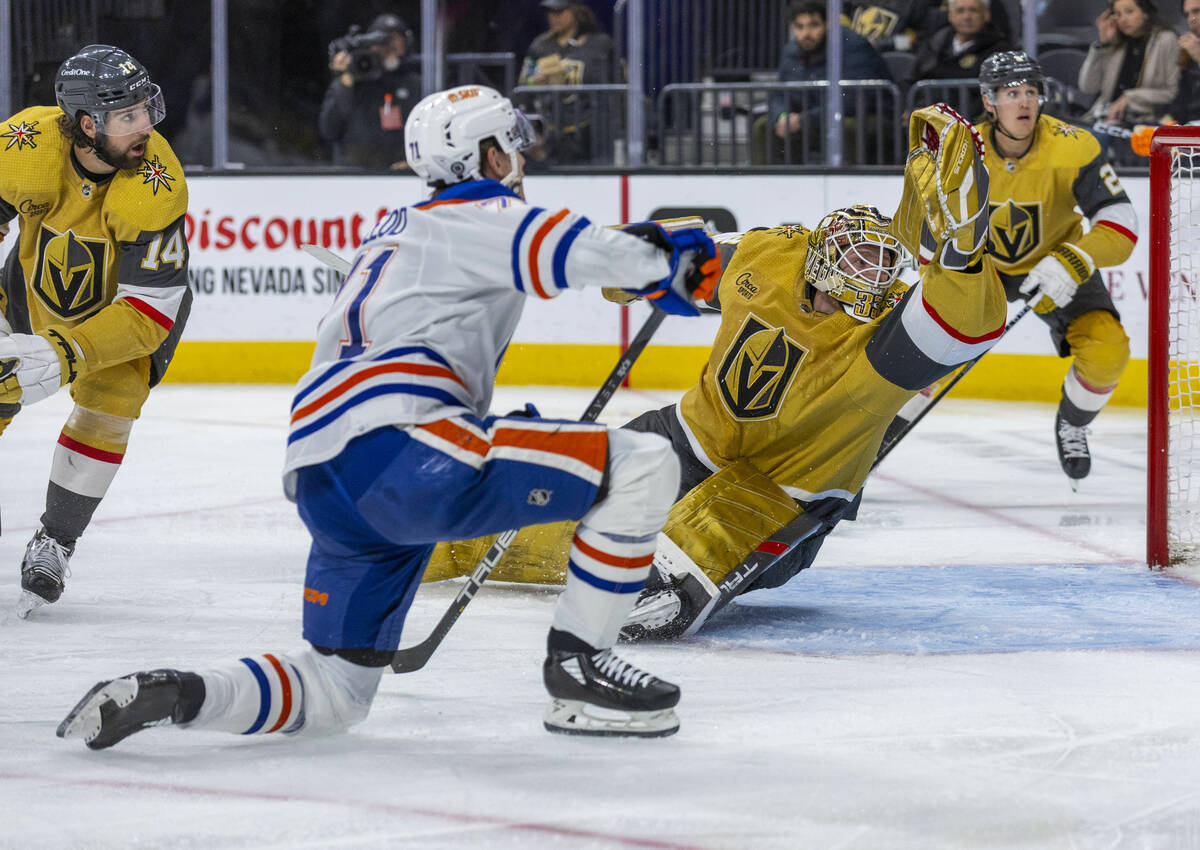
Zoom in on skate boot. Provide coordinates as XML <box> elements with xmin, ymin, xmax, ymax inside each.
<box><xmin>1055</xmin><ymin>411</ymin><xmax>1091</xmax><ymax>490</ymax></box>
<box><xmin>543</xmin><ymin>628</ymin><xmax>680</xmax><ymax>737</ymax></box>
<box><xmin>16</xmin><ymin>528</ymin><xmax>75</xmax><ymax>618</ymax></box>
<box><xmin>57</xmin><ymin>669</ymin><xmax>205</xmax><ymax>750</ymax></box>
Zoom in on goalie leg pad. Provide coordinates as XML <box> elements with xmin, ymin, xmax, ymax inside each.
<box><xmin>621</xmin><ymin>461</ymin><xmax>802</xmax><ymax>641</ymax></box>
<box><xmin>421</xmin><ymin>521</ymin><xmax>577</xmax><ymax>585</ymax></box>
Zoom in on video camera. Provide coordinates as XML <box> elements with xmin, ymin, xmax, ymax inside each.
<box><xmin>328</xmin><ymin>26</ymin><xmax>389</xmax><ymax>81</ymax></box>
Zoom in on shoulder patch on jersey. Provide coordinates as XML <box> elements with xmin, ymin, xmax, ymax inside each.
<box><xmin>1048</xmin><ymin>120</ymin><xmax>1079</xmax><ymax>139</ymax></box>
<box><xmin>1</xmin><ymin>119</ymin><xmax>41</xmax><ymax>151</ymax></box>
<box><xmin>136</xmin><ymin>154</ymin><xmax>176</xmax><ymax>195</ymax></box>
<box><xmin>768</xmin><ymin>224</ymin><xmax>807</xmax><ymax>240</ymax></box>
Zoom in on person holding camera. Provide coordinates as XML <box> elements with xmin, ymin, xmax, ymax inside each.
<box><xmin>318</xmin><ymin>13</ymin><xmax>422</xmax><ymax>169</ymax></box>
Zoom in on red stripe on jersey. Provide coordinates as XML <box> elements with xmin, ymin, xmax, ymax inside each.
<box><xmin>1095</xmin><ymin>219</ymin><xmax>1137</xmax><ymax>244</ymax></box>
<box><xmin>418</xmin><ymin>419</ymin><xmax>490</xmax><ymax>457</ymax></box>
<box><xmin>758</xmin><ymin>540</ymin><xmax>789</xmax><ymax>556</ymax></box>
<box><xmin>262</xmin><ymin>653</ymin><xmax>293</xmax><ymax>734</ymax></box>
<box><xmin>492</xmin><ymin>425</ymin><xmax>607</xmax><ymax>473</ymax></box>
<box><xmin>122</xmin><ymin>296</ymin><xmax>174</xmax><ymax>330</ymax></box>
<box><xmin>527</xmin><ymin>209</ymin><xmax>570</xmax><ymax>299</ymax></box>
<box><xmin>57</xmin><ymin>433</ymin><xmax>124</xmax><ymax>465</ymax></box>
<box><xmin>572</xmin><ymin>535</ymin><xmax>654</xmax><ymax>569</ymax></box>
<box><xmin>291</xmin><ymin>362</ymin><xmax>465</xmax><ymax>423</ymax></box>
<box><xmin>921</xmin><ymin>293</ymin><xmax>1004</xmax><ymax>344</ymax></box>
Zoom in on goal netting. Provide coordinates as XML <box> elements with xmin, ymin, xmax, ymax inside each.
<box><xmin>1148</xmin><ymin>127</ymin><xmax>1200</xmax><ymax>567</ymax></box>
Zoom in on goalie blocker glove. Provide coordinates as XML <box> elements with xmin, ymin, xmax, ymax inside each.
<box><xmin>619</xmin><ymin>222</ymin><xmax>721</xmax><ymax>316</ymax></box>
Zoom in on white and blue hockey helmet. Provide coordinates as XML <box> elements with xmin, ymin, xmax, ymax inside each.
<box><xmin>404</xmin><ymin>85</ymin><xmax>536</xmax><ymax>189</ymax></box>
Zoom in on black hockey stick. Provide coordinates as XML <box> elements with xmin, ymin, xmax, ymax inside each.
<box><xmin>872</xmin><ymin>301</ymin><xmax>1033</xmax><ymax>467</ymax></box>
<box><xmin>390</xmin><ymin>307</ymin><xmax>667</xmax><ymax>673</ymax></box>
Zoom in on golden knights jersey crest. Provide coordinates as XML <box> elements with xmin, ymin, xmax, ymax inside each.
<box><xmin>850</xmin><ymin>6</ymin><xmax>900</xmax><ymax>40</ymax></box>
<box><xmin>716</xmin><ymin>314</ymin><xmax>808</xmax><ymax>420</ymax></box>
<box><xmin>987</xmin><ymin>200</ymin><xmax>1041</xmax><ymax>265</ymax></box>
<box><xmin>33</xmin><ymin>226</ymin><xmax>108</xmax><ymax>319</ymax></box>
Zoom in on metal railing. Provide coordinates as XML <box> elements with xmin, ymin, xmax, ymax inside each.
<box><xmin>905</xmin><ymin>76</ymin><xmax>1072</xmax><ymax>121</ymax></box>
<box><xmin>657</xmin><ymin>80</ymin><xmax>904</xmax><ymax>167</ymax></box>
<box><xmin>512</xmin><ymin>84</ymin><xmax>630</xmax><ymax>166</ymax></box>
<box><xmin>410</xmin><ymin>52</ymin><xmax>518</xmax><ymax>95</ymax></box>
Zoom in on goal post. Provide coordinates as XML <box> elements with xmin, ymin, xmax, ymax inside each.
<box><xmin>1148</xmin><ymin>125</ymin><xmax>1200</xmax><ymax>567</ymax></box>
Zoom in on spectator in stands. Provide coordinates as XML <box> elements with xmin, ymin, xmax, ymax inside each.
<box><xmin>318</xmin><ymin>13</ymin><xmax>422</xmax><ymax>169</ymax></box>
<box><xmin>1079</xmin><ymin>0</ymin><xmax>1179</xmax><ymax>126</ymax></box>
<box><xmin>910</xmin><ymin>0</ymin><xmax>1012</xmax><ymax>116</ymax></box>
<box><xmin>518</xmin><ymin>0</ymin><xmax>619</xmax><ymax>164</ymax></box>
<box><xmin>1162</xmin><ymin>0</ymin><xmax>1200</xmax><ymax>122</ymax></box>
<box><xmin>927</xmin><ymin>0</ymin><xmax>1016</xmax><ymax>44</ymax></box>
<box><xmin>753</xmin><ymin>0</ymin><xmax>893</xmax><ymax>164</ymax></box>
<box><xmin>844</xmin><ymin>0</ymin><xmax>939</xmax><ymax>51</ymax></box>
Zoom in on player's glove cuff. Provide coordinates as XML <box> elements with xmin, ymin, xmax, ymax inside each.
<box><xmin>1047</xmin><ymin>243</ymin><xmax>1094</xmax><ymax>285</ymax></box>
<box><xmin>621</xmin><ymin>224</ymin><xmax>720</xmax><ymax>316</ymax></box>
<box><xmin>0</xmin><ymin>327</ymin><xmax>85</xmax><ymax>407</ymax></box>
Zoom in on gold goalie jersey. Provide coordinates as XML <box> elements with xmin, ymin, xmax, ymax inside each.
<box><xmin>679</xmin><ymin>224</ymin><xmax>1006</xmax><ymax>503</ymax></box>
<box><xmin>976</xmin><ymin>113</ymin><xmax>1137</xmax><ymax>278</ymax></box>
<box><xmin>0</xmin><ymin>105</ymin><xmax>190</xmax><ymax>377</ymax></box>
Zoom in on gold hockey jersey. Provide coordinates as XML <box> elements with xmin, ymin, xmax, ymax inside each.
<box><xmin>976</xmin><ymin>114</ymin><xmax>1137</xmax><ymax>279</ymax></box>
<box><xmin>679</xmin><ymin>225</ymin><xmax>1006</xmax><ymax>502</ymax></box>
<box><xmin>0</xmin><ymin>105</ymin><xmax>190</xmax><ymax>375</ymax></box>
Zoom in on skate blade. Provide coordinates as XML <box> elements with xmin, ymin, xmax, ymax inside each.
<box><xmin>56</xmin><ymin>677</ymin><xmax>138</xmax><ymax>743</ymax></box>
<box><xmin>543</xmin><ymin>698</ymin><xmax>679</xmax><ymax>738</ymax></box>
<box><xmin>15</xmin><ymin>590</ymin><xmax>48</xmax><ymax>619</ymax></box>
<box><xmin>1069</xmin><ymin>479</ymin><xmax>1080</xmax><ymax>494</ymax></box>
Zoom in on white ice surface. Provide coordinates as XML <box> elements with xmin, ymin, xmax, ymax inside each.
<box><xmin>2</xmin><ymin>386</ymin><xmax>1199</xmax><ymax>850</ymax></box>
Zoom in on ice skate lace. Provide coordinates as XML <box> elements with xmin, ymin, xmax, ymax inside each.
<box><xmin>25</xmin><ymin>534</ymin><xmax>72</xmax><ymax>582</ymax></box>
<box><xmin>1057</xmin><ymin>421</ymin><xmax>1091</xmax><ymax>460</ymax></box>
<box><xmin>590</xmin><ymin>649</ymin><xmax>654</xmax><ymax>689</ymax></box>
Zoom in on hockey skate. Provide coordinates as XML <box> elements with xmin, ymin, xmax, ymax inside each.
<box><xmin>16</xmin><ymin>528</ymin><xmax>74</xmax><ymax>618</ymax></box>
<box><xmin>1055</xmin><ymin>411</ymin><xmax>1091</xmax><ymax>490</ymax></box>
<box><xmin>543</xmin><ymin>629</ymin><xmax>680</xmax><ymax>737</ymax></box>
<box><xmin>57</xmin><ymin>669</ymin><xmax>205</xmax><ymax>750</ymax></box>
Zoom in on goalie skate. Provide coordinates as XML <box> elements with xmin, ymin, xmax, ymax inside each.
<box><xmin>543</xmin><ymin>637</ymin><xmax>680</xmax><ymax>737</ymax></box>
<box><xmin>57</xmin><ymin>669</ymin><xmax>204</xmax><ymax>750</ymax></box>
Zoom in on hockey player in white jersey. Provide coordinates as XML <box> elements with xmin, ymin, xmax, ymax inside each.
<box><xmin>57</xmin><ymin>85</ymin><xmax>721</xmax><ymax>748</ymax></box>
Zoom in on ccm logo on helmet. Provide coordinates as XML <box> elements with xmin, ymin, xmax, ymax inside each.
<box><xmin>448</xmin><ymin>87</ymin><xmax>481</xmax><ymax>103</ymax></box>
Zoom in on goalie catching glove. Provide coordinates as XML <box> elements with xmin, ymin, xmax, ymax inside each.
<box><xmin>619</xmin><ymin>222</ymin><xmax>721</xmax><ymax>316</ymax></box>
<box><xmin>1018</xmin><ymin>244</ymin><xmax>1094</xmax><ymax>314</ymax></box>
<box><xmin>0</xmin><ymin>327</ymin><xmax>86</xmax><ymax>407</ymax></box>
<box><xmin>893</xmin><ymin>103</ymin><xmax>990</xmax><ymax>270</ymax></box>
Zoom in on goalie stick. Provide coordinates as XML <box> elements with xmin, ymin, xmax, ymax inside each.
<box><xmin>873</xmin><ymin>301</ymin><xmax>1032</xmax><ymax>467</ymax></box>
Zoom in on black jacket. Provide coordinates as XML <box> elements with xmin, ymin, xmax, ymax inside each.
<box><xmin>318</xmin><ymin>64</ymin><xmax>423</xmax><ymax>169</ymax></box>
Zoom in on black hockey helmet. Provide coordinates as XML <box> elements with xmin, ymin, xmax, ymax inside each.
<box><xmin>55</xmin><ymin>45</ymin><xmax>165</xmax><ymax>135</ymax></box>
<box><xmin>978</xmin><ymin>51</ymin><xmax>1046</xmax><ymax>100</ymax></box>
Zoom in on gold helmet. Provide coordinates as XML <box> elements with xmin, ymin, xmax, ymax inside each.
<box><xmin>805</xmin><ymin>205</ymin><xmax>906</xmax><ymax>322</ymax></box>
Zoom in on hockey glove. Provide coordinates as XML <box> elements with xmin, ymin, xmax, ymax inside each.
<box><xmin>1019</xmin><ymin>245</ymin><xmax>1093</xmax><ymax>314</ymax></box>
<box><xmin>894</xmin><ymin>104</ymin><xmax>989</xmax><ymax>270</ymax></box>
<box><xmin>0</xmin><ymin>327</ymin><xmax>85</xmax><ymax>407</ymax></box>
<box><xmin>621</xmin><ymin>223</ymin><xmax>721</xmax><ymax>316</ymax></box>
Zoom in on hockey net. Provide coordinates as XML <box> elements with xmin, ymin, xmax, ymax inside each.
<box><xmin>1148</xmin><ymin>127</ymin><xmax>1200</xmax><ymax>567</ymax></box>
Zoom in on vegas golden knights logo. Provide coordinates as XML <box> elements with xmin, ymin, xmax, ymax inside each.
<box><xmin>851</xmin><ymin>7</ymin><xmax>900</xmax><ymax>40</ymax></box>
<box><xmin>987</xmin><ymin>200</ymin><xmax>1042</xmax><ymax>265</ymax></box>
<box><xmin>717</xmin><ymin>314</ymin><xmax>807</xmax><ymax>420</ymax></box>
<box><xmin>32</xmin><ymin>226</ymin><xmax>108</xmax><ymax>319</ymax></box>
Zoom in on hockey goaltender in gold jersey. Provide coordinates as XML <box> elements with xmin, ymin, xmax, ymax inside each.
<box><xmin>420</xmin><ymin>103</ymin><xmax>1007</xmax><ymax>640</ymax></box>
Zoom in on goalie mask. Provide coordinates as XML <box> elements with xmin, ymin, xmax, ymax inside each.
<box><xmin>804</xmin><ymin>206</ymin><xmax>905</xmax><ymax>322</ymax></box>
<box><xmin>404</xmin><ymin>85</ymin><xmax>537</xmax><ymax>193</ymax></box>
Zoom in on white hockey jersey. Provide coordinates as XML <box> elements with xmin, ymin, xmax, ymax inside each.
<box><xmin>282</xmin><ymin>179</ymin><xmax>671</xmax><ymax>499</ymax></box>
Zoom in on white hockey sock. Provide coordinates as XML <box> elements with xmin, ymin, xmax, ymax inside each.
<box><xmin>1061</xmin><ymin>365</ymin><xmax>1115</xmax><ymax>416</ymax></box>
<box><xmin>187</xmin><ymin>648</ymin><xmax>382</xmax><ymax>737</ymax></box>
<box><xmin>553</xmin><ymin>525</ymin><xmax>654</xmax><ymax>648</ymax></box>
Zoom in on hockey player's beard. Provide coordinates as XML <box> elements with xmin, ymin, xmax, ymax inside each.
<box><xmin>94</xmin><ymin>132</ymin><xmax>151</xmax><ymax>171</ymax></box>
